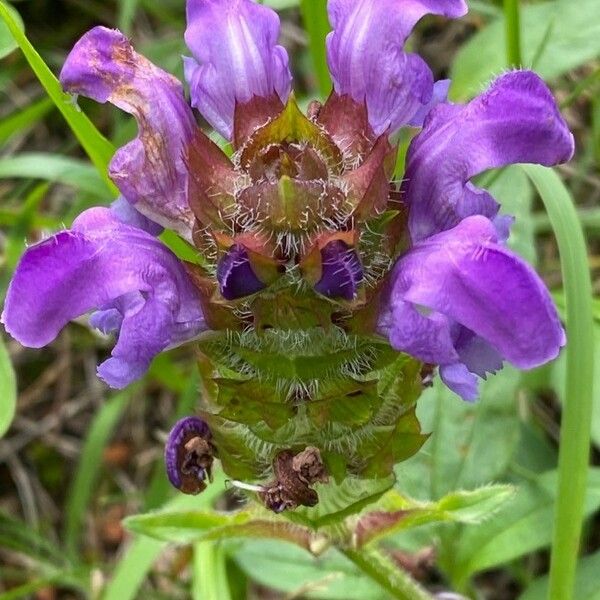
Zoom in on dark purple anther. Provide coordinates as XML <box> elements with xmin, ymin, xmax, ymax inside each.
<box><xmin>165</xmin><ymin>416</ymin><xmax>215</xmax><ymax>495</ymax></box>
<box><xmin>314</xmin><ymin>241</ymin><xmax>363</xmax><ymax>301</ymax></box>
<box><xmin>217</xmin><ymin>244</ymin><xmax>266</xmax><ymax>300</ymax></box>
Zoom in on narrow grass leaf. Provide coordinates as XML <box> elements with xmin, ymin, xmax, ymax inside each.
<box><xmin>525</xmin><ymin>166</ymin><xmax>594</xmax><ymax>600</ymax></box>
<box><xmin>0</xmin><ymin>335</ymin><xmax>16</xmax><ymax>438</ymax></box>
<box><xmin>63</xmin><ymin>389</ymin><xmax>135</xmax><ymax>557</ymax></box>
<box><xmin>0</xmin><ymin>154</ymin><xmax>111</xmax><ymax>198</ymax></box>
<box><xmin>102</xmin><ymin>480</ymin><xmax>226</xmax><ymax>600</ymax></box>
<box><xmin>0</xmin><ymin>1</ymin><xmax>116</xmax><ymax>190</ymax></box>
<box><xmin>0</xmin><ymin>98</ymin><xmax>54</xmax><ymax>144</ymax></box>
<box><xmin>0</xmin><ymin>0</ymin><xmax>21</xmax><ymax>58</ymax></box>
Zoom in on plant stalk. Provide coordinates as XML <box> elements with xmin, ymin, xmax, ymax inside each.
<box><xmin>503</xmin><ymin>0</ymin><xmax>523</xmax><ymax>66</ymax></box>
<box><xmin>342</xmin><ymin>547</ymin><xmax>434</xmax><ymax>600</ymax></box>
<box><xmin>524</xmin><ymin>165</ymin><xmax>594</xmax><ymax>600</ymax></box>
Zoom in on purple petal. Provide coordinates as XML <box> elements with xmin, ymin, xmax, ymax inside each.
<box><xmin>185</xmin><ymin>0</ymin><xmax>291</xmax><ymax>139</ymax></box>
<box><xmin>380</xmin><ymin>216</ymin><xmax>565</xmax><ymax>400</ymax></box>
<box><xmin>217</xmin><ymin>244</ymin><xmax>266</xmax><ymax>300</ymax></box>
<box><xmin>404</xmin><ymin>71</ymin><xmax>575</xmax><ymax>242</ymax></box>
<box><xmin>408</xmin><ymin>79</ymin><xmax>451</xmax><ymax>127</ymax></box>
<box><xmin>314</xmin><ymin>241</ymin><xmax>363</xmax><ymax>301</ymax></box>
<box><xmin>1</xmin><ymin>207</ymin><xmax>205</xmax><ymax>388</ymax></box>
<box><xmin>60</xmin><ymin>27</ymin><xmax>197</xmax><ymax>239</ymax></box>
<box><xmin>110</xmin><ymin>196</ymin><xmax>163</xmax><ymax>236</ymax></box>
<box><xmin>326</xmin><ymin>0</ymin><xmax>467</xmax><ymax>135</ymax></box>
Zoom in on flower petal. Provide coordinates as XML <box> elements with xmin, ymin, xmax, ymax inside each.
<box><xmin>217</xmin><ymin>244</ymin><xmax>266</xmax><ymax>300</ymax></box>
<box><xmin>314</xmin><ymin>241</ymin><xmax>363</xmax><ymax>300</ymax></box>
<box><xmin>1</xmin><ymin>207</ymin><xmax>205</xmax><ymax>388</ymax></box>
<box><xmin>326</xmin><ymin>0</ymin><xmax>467</xmax><ymax>135</ymax></box>
<box><xmin>404</xmin><ymin>70</ymin><xmax>575</xmax><ymax>242</ymax></box>
<box><xmin>380</xmin><ymin>216</ymin><xmax>565</xmax><ymax>399</ymax></box>
<box><xmin>185</xmin><ymin>0</ymin><xmax>291</xmax><ymax>139</ymax></box>
<box><xmin>60</xmin><ymin>27</ymin><xmax>197</xmax><ymax>238</ymax></box>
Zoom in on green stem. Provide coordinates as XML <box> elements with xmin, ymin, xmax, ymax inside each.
<box><xmin>342</xmin><ymin>547</ymin><xmax>434</xmax><ymax>600</ymax></box>
<box><xmin>524</xmin><ymin>165</ymin><xmax>594</xmax><ymax>600</ymax></box>
<box><xmin>299</xmin><ymin>0</ymin><xmax>332</xmax><ymax>98</ymax></box>
<box><xmin>193</xmin><ymin>542</ymin><xmax>232</xmax><ymax>600</ymax></box>
<box><xmin>503</xmin><ymin>0</ymin><xmax>523</xmax><ymax>66</ymax></box>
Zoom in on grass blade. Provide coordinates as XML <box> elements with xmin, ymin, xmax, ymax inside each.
<box><xmin>0</xmin><ymin>153</ymin><xmax>112</xmax><ymax>198</ymax></box>
<box><xmin>63</xmin><ymin>388</ymin><xmax>135</xmax><ymax>557</ymax></box>
<box><xmin>523</xmin><ymin>165</ymin><xmax>595</xmax><ymax>600</ymax></box>
<box><xmin>0</xmin><ymin>334</ymin><xmax>16</xmax><ymax>438</ymax></box>
<box><xmin>0</xmin><ymin>1</ymin><xmax>116</xmax><ymax>191</ymax></box>
<box><xmin>0</xmin><ymin>98</ymin><xmax>53</xmax><ymax>144</ymax></box>
<box><xmin>299</xmin><ymin>0</ymin><xmax>332</xmax><ymax>98</ymax></box>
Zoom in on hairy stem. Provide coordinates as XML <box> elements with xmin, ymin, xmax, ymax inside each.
<box><xmin>342</xmin><ymin>547</ymin><xmax>434</xmax><ymax>600</ymax></box>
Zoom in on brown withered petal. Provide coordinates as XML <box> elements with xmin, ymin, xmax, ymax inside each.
<box><xmin>259</xmin><ymin>448</ymin><xmax>327</xmax><ymax>513</ymax></box>
<box><xmin>165</xmin><ymin>417</ymin><xmax>216</xmax><ymax>495</ymax></box>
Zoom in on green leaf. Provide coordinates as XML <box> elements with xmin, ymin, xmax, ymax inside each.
<box><xmin>354</xmin><ymin>485</ymin><xmax>516</xmax><ymax>547</ymax></box>
<box><xmin>124</xmin><ymin>505</ymin><xmax>322</xmax><ymax>552</ymax></box>
<box><xmin>0</xmin><ymin>335</ymin><xmax>16</xmax><ymax>439</ymax></box>
<box><xmin>63</xmin><ymin>389</ymin><xmax>134</xmax><ymax>557</ymax></box>
<box><xmin>0</xmin><ymin>1</ymin><xmax>21</xmax><ymax>59</ymax></box>
<box><xmin>520</xmin><ymin>550</ymin><xmax>600</xmax><ymax>600</ymax></box>
<box><xmin>0</xmin><ymin>1</ymin><xmax>116</xmax><ymax>189</ymax></box>
<box><xmin>0</xmin><ymin>154</ymin><xmax>112</xmax><ymax>198</ymax></box>
<box><xmin>451</xmin><ymin>0</ymin><xmax>600</xmax><ymax>100</ymax></box>
<box><xmin>233</xmin><ymin>540</ymin><xmax>388</xmax><ymax>600</ymax></box>
<box><xmin>102</xmin><ymin>485</ymin><xmax>226</xmax><ymax>600</ymax></box>
<box><xmin>451</xmin><ymin>469</ymin><xmax>600</xmax><ymax>584</ymax></box>
<box><xmin>400</xmin><ymin>368</ymin><xmax>521</xmax><ymax>500</ymax></box>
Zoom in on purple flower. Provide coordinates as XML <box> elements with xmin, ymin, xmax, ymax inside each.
<box><xmin>185</xmin><ymin>0</ymin><xmax>292</xmax><ymax>139</ymax></box>
<box><xmin>379</xmin><ymin>216</ymin><xmax>566</xmax><ymax>401</ymax></box>
<box><xmin>404</xmin><ymin>71</ymin><xmax>575</xmax><ymax>242</ymax></box>
<box><xmin>327</xmin><ymin>0</ymin><xmax>468</xmax><ymax>135</ymax></box>
<box><xmin>60</xmin><ymin>27</ymin><xmax>197</xmax><ymax>239</ymax></box>
<box><xmin>1</xmin><ymin>208</ymin><xmax>205</xmax><ymax>388</ymax></box>
<box><xmin>2</xmin><ymin>0</ymin><xmax>574</xmax><ymax>403</ymax></box>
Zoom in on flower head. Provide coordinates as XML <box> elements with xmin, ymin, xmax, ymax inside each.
<box><xmin>2</xmin><ymin>0</ymin><xmax>574</xmax><ymax>499</ymax></box>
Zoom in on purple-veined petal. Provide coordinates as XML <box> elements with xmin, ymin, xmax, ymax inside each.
<box><xmin>1</xmin><ymin>207</ymin><xmax>205</xmax><ymax>388</ymax></box>
<box><xmin>184</xmin><ymin>0</ymin><xmax>291</xmax><ymax>139</ymax></box>
<box><xmin>60</xmin><ymin>27</ymin><xmax>197</xmax><ymax>239</ymax></box>
<box><xmin>408</xmin><ymin>78</ymin><xmax>451</xmax><ymax>127</ymax></box>
<box><xmin>217</xmin><ymin>244</ymin><xmax>266</xmax><ymax>300</ymax></box>
<box><xmin>326</xmin><ymin>0</ymin><xmax>467</xmax><ymax>135</ymax></box>
<box><xmin>110</xmin><ymin>196</ymin><xmax>164</xmax><ymax>236</ymax></box>
<box><xmin>314</xmin><ymin>240</ymin><xmax>363</xmax><ymax>300</ymax></box>
<box><xmin>379</xmin><ymin>216</ymin><xmax>565</xmax><ymax>400</ymax></box>
<box><xmin>404</xmin><ymin>70</ymin><xmax>575</xmax><ymax>242</ymax></box>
